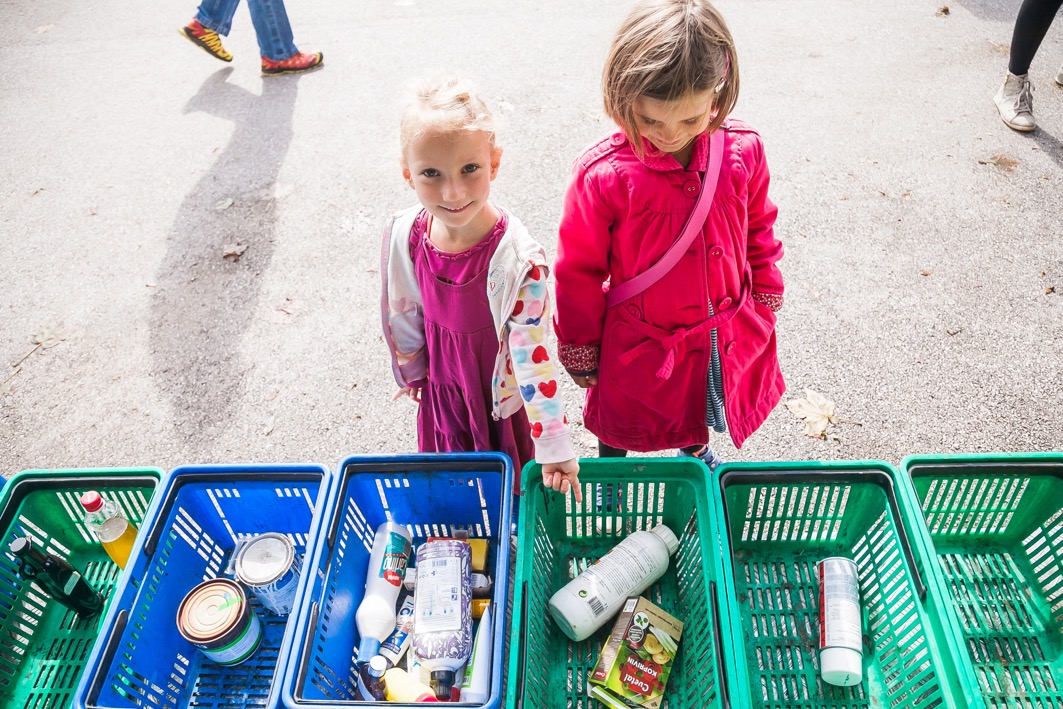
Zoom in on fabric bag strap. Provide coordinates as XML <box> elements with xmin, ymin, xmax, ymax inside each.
<box><xmin>605</xmin><ymin>128</ymin><xmax>725</xmax><ymax>307</ymax></box>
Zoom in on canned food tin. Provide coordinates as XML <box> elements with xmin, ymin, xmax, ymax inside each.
<box><xmin>176</xmin><ymin>578</ymin><xmax>262</xmax><ymax>666</ymax></box>
<box><xmin>234</xmin><ymin>532</ymin><xmax>302</xmax><ymax>616</ymax></box>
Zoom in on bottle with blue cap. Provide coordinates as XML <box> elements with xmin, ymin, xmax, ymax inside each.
<box><xmin>355</xmin><ymin>521</ymin><xmax>413</xmax><ymax>664</ymax></box>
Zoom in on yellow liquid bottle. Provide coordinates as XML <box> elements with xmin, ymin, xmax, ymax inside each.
<box><xmin>80</xmin><ymin>491</ymin><xmax>140</xmax><ymax>569</ymax></box>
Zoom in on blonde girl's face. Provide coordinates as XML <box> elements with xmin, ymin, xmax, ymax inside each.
<box><xmin>402</xmin><ymin>129</ymin><xmax>502</xmax><ymax>240</ymax></box>
<box><xmin>632</xmin><ymin>90</ymin><xmax>716</xmax><ymax>158</ymax></box>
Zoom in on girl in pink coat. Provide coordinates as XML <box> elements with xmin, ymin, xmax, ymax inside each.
<box><xmin>552</xmin><ymin>0</ymin><xmax>785</xmax><ymax>478</ymax></box>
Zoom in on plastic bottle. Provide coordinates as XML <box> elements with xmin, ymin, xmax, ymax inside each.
<box><xmin>379</xmin><ymin>594</ymin><xmax>415</xmax><ymax>668</ymax></box>
<box><xmin>383</xmin><ymin>667</ymin><xmax>439</xmax><ymax>702</ymax></box>
<box><xmin>356</xmin><ymin>655</ymin><xmax>388</xmax><ymax>701</ymax></box>
<box><xmin>459</xmin><ymin>604</ymin><xmax>493</xmax><ymax>703</ymax></box>
<box><xmin>548</xmin><ymin>524</ymin><xmax>679</xmax><ymax>642</ymax></box>
<box><xmin>79</xmin><ymin>491</ymin><xmax>138</xmax><ymax>569</ymax></box>
<box><xmin>9</xmin><ymin>536</ymin><xmax>104</xmax><ymax>618</ymax></box>
<box><xmin>354</xmin><ymin>521</ymin><xmax>413</xmax><ymax>663</ymax></box>
<box><xmin>412</xmin><ymin>539</ymin><xmax>473</xmax><ymax>701</ymax></box>
<box><xmin>818</xmin><ymin>557</ymin><xmax>863</xmax><ymax>686</ymax></box>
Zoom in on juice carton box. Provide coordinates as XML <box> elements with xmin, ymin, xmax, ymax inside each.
<box><xmin>588</xmin><ymin>596</ymin><xmax>683</xmax><ymax>709</ymax></box>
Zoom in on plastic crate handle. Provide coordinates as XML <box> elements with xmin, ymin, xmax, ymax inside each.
<box><xmin>293</xmin><ymin>601</ymin><xmax>319</xmax><ymax>694</ymax></box>
<box><xmin>515</xmin><ymin>580</ymin><xmax>529</xmax><ymax>709</ymax></box>
<box><xmin>709</xmin><ymin>581</ymin><xmax>730</xmax><ymax>709</ymax></box>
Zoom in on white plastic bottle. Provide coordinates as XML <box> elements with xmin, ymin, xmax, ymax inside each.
<box><xmin>548</xmin><ymin>525</ymin><xmax>679</xmax><ymax>642</ymax></box>
<box><xmin>459</xmin><ymin>603</ymin><xmax>492</xmax><ymax>703</ymax></box>
<box><xmin>412</xmin><ymin>539</ymin><xmax>473</xmax><ymax>700</ymax></box>
<box><xmin>818</xmin><ymin>557</ymin><xmax>863</xmax><ymax>686</ymax></box>
<box><xmin>354</xmin><ymin>521</ymin><xmax>413</xmax><ymax>663</ymax></box>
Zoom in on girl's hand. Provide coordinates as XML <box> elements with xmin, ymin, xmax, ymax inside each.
<box><xmin>392</xmin><ymin>386</ymin><xmax>422</xmax><ymax>404</ymax></box>
<box><xmin>569</xmin><ymin>373</ymin><xmax>598</xmax><ymax>388</ymax></box>
<box><xmin>542</xmin><ymin>458</ymin><xmax>582</xmax><ymax>503</ymax></box>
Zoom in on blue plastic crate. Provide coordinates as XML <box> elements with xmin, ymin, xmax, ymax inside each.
<box><xmin>281</xmin><ymin>453</ymin><xmax>513</xmax><ymax>709</ymax></box>
<box><xmin>74</xmin><ymin>464</ymin><xmax>332</xmax><ymax>709</ymax></box>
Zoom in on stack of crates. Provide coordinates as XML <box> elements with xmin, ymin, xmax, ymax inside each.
<box><xmin>0</xmin><ymin>468</ymin><xmax>160</xmax><ymax>709</ymax></box>
<box><xmin>281</xmin><ymin>452</ymin><xmax>513</xmax><ymax>709</ymax></box>
<box><xmin>74</xmin><ymin>463</ymin><xmax>332</xmax><ymax>709</ymax></box>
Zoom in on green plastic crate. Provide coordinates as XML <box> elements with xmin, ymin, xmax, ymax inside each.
<box><xmin>0</xmin><ymin>467</ymin><xmax>160</xmax><ymax>709</ymax></box>
<box><xmin>713</xmin><ymin>461</ymin><xmax>977</xmax><ymax>708</ymax></box>
<box><xmin>904</xmin><ymin>453</ymin><xmax>1063</xmax><ymax>708</ymax></box>
<box><xmin>507</xmin><ymin>458</ymin><xmax>735</xmax><ymax>709</ymax></box>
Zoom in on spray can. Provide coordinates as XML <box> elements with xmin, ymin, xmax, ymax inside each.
<box><xmin>817</xmin><ymin>557</ymin><xmax>863</xmax><ymax>686</ymax></box>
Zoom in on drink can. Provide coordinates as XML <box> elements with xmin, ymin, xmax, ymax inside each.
<box><xmin>234</xmin><ymin>532</ymin><xmax>301</xmax><ymax>616</ymax></box>
<box><xmin>176</xmin><ymin>578</ymin><xmax>262</xmax><ymax>666</ymax></box>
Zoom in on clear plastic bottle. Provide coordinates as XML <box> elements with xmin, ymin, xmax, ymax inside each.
<box><xmin>357</xmin><ymin>655</ymin><xmax>389</xmax><ymax>700</ymax></box>
<box><xmin>412</xmin><ymin>539</ymin><xmax>473</xmax><ymax>700</ymax></box>
<box><xmin>548</xmin><ymin>524</ymin><xmax>679</xmax><ymax>642</ymax></box>
<box><xmin>80</xmin><ymin>491</ymin><xmax>139</xmax><ymax>569</ymax></box>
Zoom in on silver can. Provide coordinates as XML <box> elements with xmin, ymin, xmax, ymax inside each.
<box><xmin>234</xmin><ymin>533</ymin><xmax>301</xmax><ymax>616</ymax></box>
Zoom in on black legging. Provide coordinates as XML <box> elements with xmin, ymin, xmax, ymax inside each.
<box><xmin>1009</xmin><ymin>0</ymin><xmax>1063</xmax><ymax>75</ymax></box>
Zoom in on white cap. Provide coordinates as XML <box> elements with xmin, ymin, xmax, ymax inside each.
<box><xmin>820</xmin><ymin>647</ymin><xmax>862</xmax><ymax>686</ymax></box>
<box><xmin>369</xmin><ymin>655</ymin><xmax>388</xmax><ymax>678</ymax></box>
<box><xmin>650</xmin><ymin>525</ymin><xmax>679</xmax><ymax>555</ymax></box>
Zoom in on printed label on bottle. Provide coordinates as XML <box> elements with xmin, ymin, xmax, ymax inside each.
<box><xmin>818</xmin><ymin>558</ymin><xmax>862</xmax><ymax>652</ymax></box>
<box><xmin>577</xmin><ymin>538</ymin><xmax>660</xmax><ymax>614</ymax></box>
<box><xmin>382</xmin><ymin>597</ymin><xmax>415</xmax><ymax>657</ymax></box>
<box><xmin>416</xmin><ymin>557</ymin><xmax>462</xmax><ymax>633</ymax></box>
<box><xmin>379</xmin><ymin>533</ymin><xmax>412</xmax><ymax>587</ymax></box>
<box><xmin>63</xmin><ymin>571</ymin><xmax>82</xmax><ymax>596</ymax></box>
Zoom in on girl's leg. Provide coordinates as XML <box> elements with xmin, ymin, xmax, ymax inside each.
<box><xmin>246</xmin><ymin>0</ymin><xmax>299</xmax><ymax>61</ymax></box>
<box><xmin>681</xmin><ymin>443</ymin><xmax>725</xmax><ymax>470</ymax></box>
<box><xmin>1009</xmin><ymin>0</ymin><xmax>1063</xmax><ymax>75</ymax></box>
<box><xmin>195</xmin><ymin>0</ymin><xmax>242</xmax><ymax>35</ymax></box>
<box><xmin>596</xmin><ymin>441</ymin><xmax>627</xmax><ymax>512</ymax></box>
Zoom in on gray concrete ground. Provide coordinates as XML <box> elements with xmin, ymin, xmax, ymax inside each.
<box><xmin>1</xmin><ymin>0</ymin><xmax>1061</xmax><ymax>477</ymax></box>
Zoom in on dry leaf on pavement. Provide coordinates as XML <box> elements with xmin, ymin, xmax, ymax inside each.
<box><xmin>32</xmin><ymin>323</ymin><xmax>68</xmax><ymax>348</ymax></box>
<box><xmin>785</xmin><ymin>389</ymin><xmax>840</xmax><ymax>438</ymax></box>
<box><xmin>214</xmin><ymin>198</ymin><xmax>235</xmax><ymax>211</ymax></box>
<box><xmin>223</xmin><ymin>243</ymin><xmax>248</xmax><ymax>261</ymax></box>
<box><xmin>979</xmin><ymin>154</ymin><xmax>1019</xmax><ymax>173</ymax></box>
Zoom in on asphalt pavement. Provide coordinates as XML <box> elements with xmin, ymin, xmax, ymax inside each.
<box><xmin>1</xmin><ymin>0</ymin><xmax>1061</xmax><ymax>476</ymax></box>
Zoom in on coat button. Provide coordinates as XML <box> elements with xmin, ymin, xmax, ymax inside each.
<box><xmin>683</xmin><ymin>180</ymin><xmax>699</xmax><ymax>194</ymax></box>
<box><xmin>628</xmin><ymin>304</ymin><xmax>642</xmax><ymax>319</ymax></box>
<box><xmin>725</xmin><ymin>342</ymin><xmax>736</xmax><ymax>355</ymax></box>
<box><xmin>718</xmin><ymin>297</ymin><xmax>733</xmax><ymax>310</ymax></box>
<box><xmin>611</xmin><ymin>134</ymin><xmax>626</xmax><ymax>146</ymax></box>
<box><xmin>709</xmin><ymin>246</ymin><xmax>724</xmax><ymax>260</ymax></box>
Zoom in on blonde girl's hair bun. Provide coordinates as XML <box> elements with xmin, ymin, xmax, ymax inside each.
<box><xmin>603</xmin><ymin>0</ymin><xmax>740</xmax><ymax>155</ymax></box>
<box><xmin>400</xmin><ymin>76</ymin><xmax>500</xmax><ymax>155</ymax></box>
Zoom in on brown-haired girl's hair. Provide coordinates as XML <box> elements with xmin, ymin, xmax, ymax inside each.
<box><xmin>603</xmin><ymin>0</ymin><xmax>739</xmax><ymax>156</ymax></box>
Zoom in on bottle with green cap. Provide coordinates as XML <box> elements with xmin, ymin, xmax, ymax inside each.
<box><xmin>548</xmin><ymin>524</ymin><xmax>679</xmax><ymax>642</ymax></box>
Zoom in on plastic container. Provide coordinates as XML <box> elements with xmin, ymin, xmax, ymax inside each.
<box><xmin>355</xmin><ymin>520</ymin><xmax>413</xmax><ymax>663</ymax></box>
<box><xmin>903</xmin><ymin>453</ymin><xmax>1063</xmax><ymax>709</ymax></box>
<box><xmin>713</xmin><ymin>460</ymin><xmax>978</xmax><ymax>708</ymax></box>
<box><xmin>80</xmin><ymin>490</ymin><xmax>139</xmax><ymax>568</ymax></box>
<box><xmin>413</xmin><ymin>538</ymin><xmax>474</xmax><ymax>699</ymax></box>
<box><xmin>507</xmin><ymin>458</ymin><xmax>735</xmax><ymax>709</ymax></box>
<box><xmin>0</xmin><ymin>468</ymin><xmax>159</xmax><ymax>709</ymax></box>
<box><xmin>380</xmin><ymin>594</ymin><xmax>415</xmax><ymax>667</ymax></box>
<box><xmin>282</xmin><ymin>453</ymin><xmax>513</xmax><ymax>709</ymax></box>
<box><xmin>460</xmin><ymin>603</ymin><xmax>493</xmax><ymax>703</ymax></box>
<box><xmin>548</xmin><ymin>524</ymin><xmax>678</xmax><ymax>641</ymax></box>
<box><xmin>384</xmin><ymin>667</ymin><xmax>438</xmax><ymax>702</ymax></box>
<box><xmin>73</xmin><ymin>463</ymin><xmax>332</xmax><ymax>709</ymax></box>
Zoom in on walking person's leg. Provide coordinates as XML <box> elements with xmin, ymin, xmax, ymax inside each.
<box><xmin>994</xmin><ymin>0</ymin><xmax>1063</xmax><ymax>131</ymax></box>
<box><xmin>249</xmin><ymin>0</ymin><xmax>324</xmax><ymax>74</ymax></box>
<box><xmin>181</xmin><ymin>0</ymin><xmax>241</xmax><ymax>62</ymax></box>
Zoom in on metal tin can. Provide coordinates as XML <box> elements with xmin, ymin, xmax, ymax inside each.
<box><xmin>176</xmin><ymin>578</ymin><xmax>262</xmax><ymax>666</ymax></box>
<box><xmin>234</xmin><ymin>532</ymin><xmax>301</xmax><ymax>616</ymax></box>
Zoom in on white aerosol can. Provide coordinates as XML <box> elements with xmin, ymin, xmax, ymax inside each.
<box><xmin>817</xmin><ymin>557</ymin><xmax>863</xmax><ymax>687</ymax></box>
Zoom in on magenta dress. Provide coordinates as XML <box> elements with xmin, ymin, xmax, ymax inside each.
<box><xmin>410</xmin><ymin>210</ymin><xmax>535</xmax><ymax>476</ymax></box>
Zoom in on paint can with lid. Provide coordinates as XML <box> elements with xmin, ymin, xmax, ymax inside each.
<box><xmin>234</xmin><ymin>532</ymin><xmax>302</xmax><ymax>616</ymax></box>
<box><xmin>176</xmin><ymin>578</ymin><xmax>263</xmax><ymax>666</ymax></box>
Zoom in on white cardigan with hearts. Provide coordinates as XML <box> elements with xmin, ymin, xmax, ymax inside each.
<box><xmin>381</xmin><ymin>205</ymin><xmax>575</xmax><ymax>465</ymax></box>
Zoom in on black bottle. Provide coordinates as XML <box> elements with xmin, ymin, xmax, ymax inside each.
<box><xmin>9</xmin><ymin>536</ymin><xmax>104</xmax><ymax>618</ymax></box>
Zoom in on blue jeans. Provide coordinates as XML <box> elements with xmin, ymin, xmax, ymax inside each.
<box><xmin>196</xmin><ymin>0</ymin><xmax>298</xmax><ymax>61</ymax></box>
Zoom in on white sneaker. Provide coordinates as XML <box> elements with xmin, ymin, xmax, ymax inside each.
<box><xmin>994</xmin><ymin>72</ymin><xmax>1036</xmax><ymax>132</ymax></box>
<box><xmin>1056</xmin><ymin>64</ymin><xmax>1063</xmax><ymax>87</ymax></box>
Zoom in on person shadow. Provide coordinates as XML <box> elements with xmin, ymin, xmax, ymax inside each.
<box><xmin>150</xmin><ymin>67</ymin><xmax>298</xmax><ymax>452</ymax></box>
<box><xmin>1032</xmin><ymin>127</ymin><xmax>1063</xmax><ymax>170</ymax></box>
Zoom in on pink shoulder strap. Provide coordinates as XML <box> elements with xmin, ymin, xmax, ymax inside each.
<box><xmin>605</xmin><ymin>128</ymin><xmax>725</xmax><ymax>307</ymax></box>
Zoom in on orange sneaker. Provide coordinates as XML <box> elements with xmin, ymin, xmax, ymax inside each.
<box><xmin>180</xmin><ymin>19</ymin><xmax>233</xmax><ymax>62</ymax></box>
<box><xmin>261</xmin><ymin>51</ymin><xmax>324</xmax><ymax>76</ymax></box>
